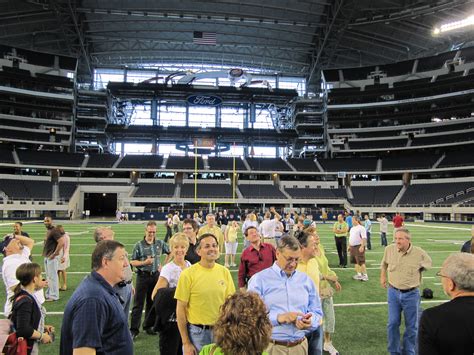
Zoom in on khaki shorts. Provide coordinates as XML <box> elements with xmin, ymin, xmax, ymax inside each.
<box><xmin>350</xmin><ymin>245</ymin><xmax>365</xmax><ymax>265</ymax></box>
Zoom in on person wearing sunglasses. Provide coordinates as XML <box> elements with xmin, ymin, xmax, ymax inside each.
<box><xmin>248</xmin><ymin>235</ymin><xmax>323</xmax><ymax>354</ymax></box>
<box><xmin>418</xmin><ymin>252</ymin><xmax>474</xmax><ymax>355</ymax></box>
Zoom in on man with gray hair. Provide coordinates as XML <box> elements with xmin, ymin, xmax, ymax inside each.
<box><xmin>418</xmin><ymin>252</ymin><xmax>474</xmax><ymax>355</ymax></box>
<box><xmin>380</xmin><ymin>228</ymin><xmax>432</xmax><ymax>355</ymax></box>
<box><xmin>248</xmin><ymin>235</ymin><xmax>323</xmax><ymax>354</ymax></box>
<box><xmin>93</xmin><ymin>227</ymin><xmax>133</xmax><ymax>319</ymax></box>
<box><xmin>60</xmin><ymin>240</ymin><xmax>133</xmax><ymax>354</ymax></box>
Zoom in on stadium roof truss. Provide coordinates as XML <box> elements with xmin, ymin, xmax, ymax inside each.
<box><xmin>0</xmin><ymin>0</ymin><xmax>473</xmax><ymax>88</ymax></box>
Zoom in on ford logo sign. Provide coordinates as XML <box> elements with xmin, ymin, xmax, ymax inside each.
<box><xmin>187</xmin><ymin>94</ymin><xmax>222</xmax><ymax>106</ymax></box>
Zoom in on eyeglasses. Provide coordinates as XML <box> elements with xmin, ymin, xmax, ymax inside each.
<box><xmin>436</xmin><ymin>271</ymin><xmax>449</xmax><ymax>279</ymax></box>
<box><xmin>280</xmin><ymin>254</ymin><xmax>300</xmax><ymax>264</ymax></box>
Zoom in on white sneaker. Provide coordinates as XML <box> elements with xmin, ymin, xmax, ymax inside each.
<box><xmin>361</xmin><ymin>274</ymin><xmax>369</xmax><ymax>281</ymax></box>
<box><xmin>324</xmin><ymin>342</ymin><xmax>339</xmax><ymax>354</ymax></box>
<box><xmin>352</xmin><ymin>274</ymin><xmax>363</xmax><ymax>280</ymax></box>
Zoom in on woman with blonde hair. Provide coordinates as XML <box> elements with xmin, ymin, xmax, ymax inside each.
<box><xmin>151</xmin><ymin>233</ymin><xmax>191</xmax><ymax>354</ymax></box>
<box><xmin>199</xmin><ymin>291</ymin><xmax>272</xmax><ymax>355</ymax></box>
<box><xmin>224</xmin><ymin>220</ymin><xmax>239</xmax><ymax>267</ymax></box>
<box><xmin>312</xmin><ymin>231</ymin><xmax>342</xmax><ymax>355</ymax></box>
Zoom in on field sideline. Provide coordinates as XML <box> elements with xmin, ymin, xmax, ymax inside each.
<box><xmin>0</xmin><ymin>220</ymin><xmax>470</xmax><ymax>354</ymax></box>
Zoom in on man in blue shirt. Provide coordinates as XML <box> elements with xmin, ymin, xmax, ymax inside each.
<box><xmin>60</xmin><ymin>240</ymin><xmax>133</xmax><ymax>355</ymax></box>
<box><xmin>248</xmin><ymin>235</ymin><xmax>323</xmax><ymax>354</ymax></box>
<box><xmin>345</xmin><ymin>211</ymin><xmax>353</xmax><ymax>231</ymax></box>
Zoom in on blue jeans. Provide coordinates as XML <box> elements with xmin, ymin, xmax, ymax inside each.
<box><xmin>44</xmin><ymin>256</ymin><xmax>59</xmax><ymax>300</ymax></box>
<box><xmin>306</xmin><ymin>326</ymin><xmax>322</xmax><ymax>355</ymax></box>
<box><xmin>366</xmin><ymin>232</ymin><xmax>372</xmax><ymax>250</ymax></box>
<box><xmin>187</xmin><ymin>324</ymin><xmax>213</xmax><ymax>352</ymax></box>
<box><xmin>381</xmin><ymin>232</ymin><xmax>387</xmax><ymax>246</ymax></box>
<box><xmin>387</xmin><ymin>287</ymin><xmax>420</xmax><ymax>355</ymax></box>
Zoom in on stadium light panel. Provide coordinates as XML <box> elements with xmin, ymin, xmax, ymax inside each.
<box><xmin>433</xmin><ymin>15</ymin><xmax>474</xmax><ymax>35</ymax></box>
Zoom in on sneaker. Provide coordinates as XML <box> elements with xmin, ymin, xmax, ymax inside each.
<box><xmin>361</xmin><ymin>274</ymin><xmax>369</xmax><ymax>282</ymax></box>
<box><xmin>131</xmin><ymin>331</ymin><xmax>139</xmax><ymax>341</ymax></box>
<box><xmin>352</xmin><ymin>274</ymin><xmax>363</xmax><ymax>280</ymax></box>
<box><xmin>324</xmin><ymin>342</ymin><xmax>339</xmax><ymax>354</ymax></box>
<box><xmin>224</xmin><ymin>264</ymin><xmax>230</xmax><ymax>268</ymax></box>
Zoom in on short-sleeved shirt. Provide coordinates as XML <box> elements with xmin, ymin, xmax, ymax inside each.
<box><xmin>296</xmin><ymin>258</ymin><xmax>320</xmax><ymax>291</ymax></box>
<box><xmin>131</xmin><ymin>238</ymin><xmax>170</xmax><ymax>273</ymax></box>
<box><xmin>60</xmin><ymin>271</ymin><xmax>133</xmax><ymax>355</ymax></box>
<box><xmin>393</xmin><ymin>215</ymin><xmax>404</xmax><ymax>228</ymax></box>
<box><xmin>198</xmin><ymin>225</ymin><xmax>224</xmax><ymax>242</ymax></box>
<box><xmin>259</xmin><ymin>219</ymin><xmax>279</xmax><ymax>238</ymax></box>
<box><xmin>225</xmin><ymin>225</ymin><xmax>238</xmax><ymax>243</ymax></box>
<box><xmin>333</xmin><ymin>221</ymin><xmax>348</xmax><ymax>237</ymax></box>
<box><xmin>381</xmin><ymin>244</ymin><xmax>432</xmax><ymax>290</ymax></box>
<box><xmin>42</xmin><ymin>231</ymin><xmax>62</xmax><ymax>257</ymax></box>
<box><xmin>185</xmin><ymin>241</ymin><xmax>200</xmax><ymax>264</ymax></box>
<box><xmin>175</xmin><ymin>263</ymin><xmax>235</xmax><ymax>325</ymax></box>
<box><xmin>238</xmin><ymin>243</ymin><xmax>276</xmax><ymax>288</ymax></box>
<box><xmin>349</xmin><ymin>224</ymin><xmax>367</xmax><ymax>246</ymax></box>
<box><xmin>379</xmin><ymin>218</ymin><xmax>389</xmax><ymax>233</ymax></box>
<box><xmin>160</xmin><ymin>261</ymin><xmax>191</xmax><ymax>288</ymax></box>
<box><xmin>345</xmin><ymin>216</ymin><xmax>353</xmax><ymax>229</ymax></box>
<box><xmin>364</xmin><ymin>219</ymin><xmax>372</xmax><ymax>233</ymax></box>
<box><xmin>2</xmin><ymin>247</ymin><xmax>45</xmax><ymax>317</ymax></box>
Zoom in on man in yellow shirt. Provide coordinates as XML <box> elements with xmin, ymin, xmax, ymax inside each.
<box><xmin>175</xmin><ymin>233</ymin><xmax>235</xmax><ymax>354</ymax></box>
<box><xmin>198</xmin><ymin>213</ymin><xmax>225</xmax><ymax>253</ymax></box>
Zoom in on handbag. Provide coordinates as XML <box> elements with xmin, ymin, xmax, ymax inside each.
<box><xmin>3</xmin><ymin>294</ymin><xmax>33</xmax><ymax>355</ymax></box>
<box><xmin>3</xmin><ymin>331</ymin><xmax>28</xmax><ymax>355</ymax></box>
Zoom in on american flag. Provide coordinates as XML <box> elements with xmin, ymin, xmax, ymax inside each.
<box><xmin>193</xmin><ymin>31</ymin><xmax>217</xmax><ymax>45</ymax></box>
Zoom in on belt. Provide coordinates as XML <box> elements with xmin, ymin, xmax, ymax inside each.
<box><xmin>390</xmin><ymin>285</ymin><xmax>417</xmax><ymax>293</ymax></box>
<box><xmin>190</xmin><ymin>323</ymin><xmax>213</xmax><ymax>330</ymax></box>
<box><xmin>271</xmin><ymin>338</ymin><xmax>305</xmax><ymax>348</ymax></box>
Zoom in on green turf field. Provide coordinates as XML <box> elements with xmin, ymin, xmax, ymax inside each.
<box><xmin>0</xmin><ymin>220</ymin><xmax>470</xmax><ymax>354</ymax></box>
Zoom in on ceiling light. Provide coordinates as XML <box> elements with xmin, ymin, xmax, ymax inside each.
<box><xmin>433</xmin><ymin>15</ymin><xmax>474</xmax><ymax>35</ymax></box>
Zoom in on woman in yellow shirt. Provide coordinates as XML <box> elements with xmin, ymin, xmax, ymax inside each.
<box><xmin>295</xmin><ymin>230</ymin><xmax>322</xmax><ymax>355</ymax></box>
<box><xmin>312</xmin><ymin>231</ymin><xmax>342</xmax><ymax>355</ymax></box>
<box><xmin>224</xmin><ymin>220</ymin><xmax>239</xmax><ymax>267</ymax></box>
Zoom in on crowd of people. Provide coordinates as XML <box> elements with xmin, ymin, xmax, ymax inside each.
<box><xmin>0</xmin><ymin>212</ymin><xmax>473</xmax><ymax>355</ymax></box>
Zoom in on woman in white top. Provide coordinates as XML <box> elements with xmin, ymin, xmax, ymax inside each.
<box><xmin>151</xmin><ymin>233</ymin><xmax>191</xmax><ymax>355</ymax></box>
<box><xmin>152</xmin><ymin>233</ymin><xmax>191</xmax><ymax>298</ymax></box>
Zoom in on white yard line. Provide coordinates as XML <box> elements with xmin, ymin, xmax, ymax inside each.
<box><xmin>405</xmin><ymin>223</ymin><xmax>471</xmax><ymax>231</ymax></box>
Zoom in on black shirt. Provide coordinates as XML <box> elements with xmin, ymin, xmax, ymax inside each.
<box><xmin>185</xmin><ymin>241</ymin><xmax>200</xmax><ymax>264</ymax></box>
<box><xmin>43</xmin><ymin>230</ymin><xmax>61</xmax><ymax>257</ymax></box>
<box><xmin>419</xmin><ymin>296</ymin><xmax>474</xmax><ymax>355</ymax></box>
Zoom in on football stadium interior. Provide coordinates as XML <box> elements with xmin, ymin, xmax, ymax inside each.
<box><xmin>0</xmin><ymin>1</ymin><xmax>473</xmax><ymax>355</ymax></box>
<box><xmin>0</xmin><ymin>1</ymin><xmax>473</xmax><ymax>222</ymax></box>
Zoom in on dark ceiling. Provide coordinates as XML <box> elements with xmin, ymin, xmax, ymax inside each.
<box><xmin>1</xmin><ymin>0</ymin><xmax>473</xmax><ymax>87</ymax></box>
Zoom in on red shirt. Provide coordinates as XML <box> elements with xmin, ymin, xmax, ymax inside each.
<box><xmin>238</xmin><ymin>243</ymin><xmax>276</xmax><ymax>288</ymax></box>
<box><xmin>393</xmin><ymin>215</ymin><xmax>404</xmax><ymax>228</ymax></box>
